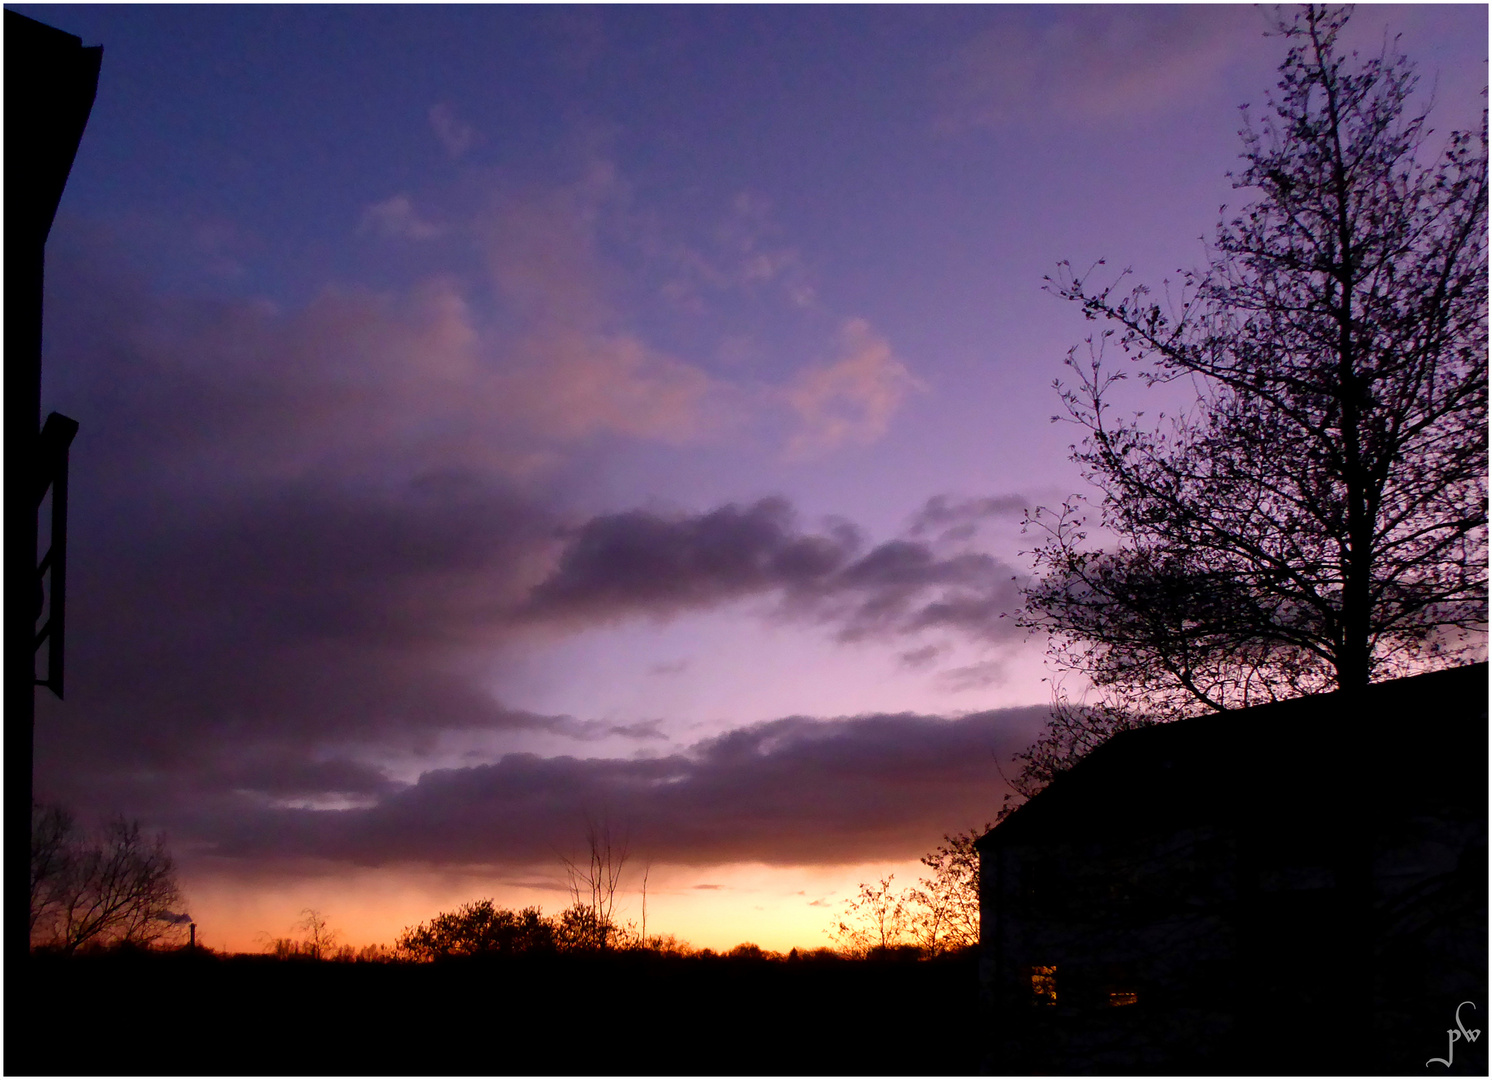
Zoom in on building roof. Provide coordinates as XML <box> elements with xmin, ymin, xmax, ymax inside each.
<box><xmin>977</xmin><ymin>662</ymin><xmax>1489</xmax><ymax>851</ymax></box>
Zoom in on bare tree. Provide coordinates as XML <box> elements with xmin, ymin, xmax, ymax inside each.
<box><xmin>638</xmin><ymin>862</ymin><xmax>651</xmax><ymax>952</ymax></box>
<box><xmin>830</xmin><ymin>826</ymin><xmax>989</xmax><ymax>959</ymax></box>
<box><xmin>30</xmin><ymin>803</ymin><xmax>187</xmax><ymax>953</ymax></box>
<box><xmin>833</xmin><ymin>875</ymin><xmax>910</xmax><ymax>958</ymax></box>
<box><xmin>258</xmin><ymin>908</ymin><xmax>348</xmax><ymax>960</ymax></box>
<box><xmin>559</xmin><ymin>818</ymin><xmax>629</xmax><ymax>952</ymax></box>
<box><xmin>904</xmin><ymin>826</ymin><xmax>988</xmax><ymax>957</ymax></box>
<box><xmin>1017</xmin><ymin>5</ymin><xmax>1486</xmax><ymax>786</ymax></box>
<box><xmin>295</xmin><ymin>908</ymin><xmax>340</xmax><ymax>961</ymax></box>
<box><xmin>30</xmin><ymin>803</ymin><xmax>75</xmax><ymax>941</ymax></box>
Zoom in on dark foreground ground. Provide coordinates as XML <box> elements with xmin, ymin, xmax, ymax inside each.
<box><xmin>9</xmin><ymin>950</ymin><xmax>983</xmax><ymax>1076</ymax></box>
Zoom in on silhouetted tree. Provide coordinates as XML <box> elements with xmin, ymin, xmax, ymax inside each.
<box><xmin>30</xmin><ymin>803</ymin><xmax>187</xmax><ymax>953</ymax></box>
<box><xmin>1017</xmin><ymin>5</ymin><xmax>1487</xmax><ymax>790</ymax></box>
<box><xmin>295</xmin><ymin>908</ymin><xmax>339</xmax><ymax>960</ymax></box>
<box><xmin>29</xmin><ymin>803</ymin><xmax>73</xmax><ymax>942</ymax></box>
<box><xmin>832</xmin><ymin>826</ymin><xmax>988</xmax><ymax>958</ymax></box>
<box><xmin>396</xmin><ymin>899</ymin><xmax>556</xmax><ymax>960</ymax></box>
<box><xmin>354</xmin><ymin>942</ymin><xmax>395</xmax><ymax>962</ymax></box>
<box><xmin>559</xmin><ymin>818</ymin><xmax>629</xmax><ymax>951</ymax></box>
<box><xmin>833</xmin><ymin>875</ymin><xmax>909</xmax><ymax>958</ymax></box>
<box><xmin>905</xmin><ymin>825</ymin><xmax>987</xmax><ymax>956</ymax></box>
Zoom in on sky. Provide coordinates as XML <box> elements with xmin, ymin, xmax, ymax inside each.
<box><xmin>21</xmin><ymin>3</ymin><xmax>1488</xmax><ymax>954</ymax></box>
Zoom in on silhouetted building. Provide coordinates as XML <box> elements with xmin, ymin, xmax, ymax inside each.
<box><xmin>6</xmin><ymin>9</ymin><xmax>101</xmax><ymax>964</ymax></box>
<box><xmin>976</xmin><ymin>662</ymin><xmax>1488</xmax><ymax>1074</ymax></box>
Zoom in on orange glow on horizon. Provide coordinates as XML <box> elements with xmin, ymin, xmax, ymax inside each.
<box><xmin>179</xmin><ymin>858</ymin><xmax>933</xmax><ymax>957</ymax></box>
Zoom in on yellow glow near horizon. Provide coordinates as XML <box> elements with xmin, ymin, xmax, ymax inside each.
<box><xmin>180</xmin><ymin>858</ymin><xmax>933</xmax><ymax>956</ymax></box>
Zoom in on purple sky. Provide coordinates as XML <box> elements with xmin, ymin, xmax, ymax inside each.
<box><xmin>22</xmin><ymin>4</ymin><xmax>1487</xmax><ymax>951</ymax></box>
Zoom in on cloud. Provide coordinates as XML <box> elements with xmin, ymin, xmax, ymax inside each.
<box><xmin>522</xmin><ymin>497</ymin><xmax>1026</xmax><ymax>644</ymax></box>
<box><xmin>223</xmin><ymin>756</ymin><xmax>405</xmax><ymax>801</ymax></box>
<box><xmin>936</xmin><ymin>659</ymin><xmax>1009</xmax><ymax>694</ymax></box>
<box><xmin>359</xmin><ymin>194</ymin><xmax>444</xmax><ymax>240</ymax></box>
<box><xmin>35</xmin><ymin>237</ymin><xmax>1027</xmax><ymax>859</ymax></box>
<box><xmin>908</xmin><ymin>493</ymin><xmax>1027</xmax><ymax>542</ymax></box>
<box><xmin>429</xmin><ymin>103</ymin><xmax>478</xmax><ymax>159</ymax></box>
<box><xmin>653</xmin><ymin>189</ymin><xmax>811</xmax><ymax>311</ymax></box>
<box><xmin>784</xmin><ymin>318</ymin><xmax>923</xmax><ymax>458</ymax></box>
<box><xmin>36</xmin><ymin>238</ymin><xmax>1024</xmax><ymax>850</ymax></box>
<box><xmin>190</xmin><ymin>705</ymin><xmax>1052</xmax><ymax>869</ymax></box>
<box><xmin>33</xmin><ymin>196</ymin><xmax>1026</xmax><ymax>889</ymax></box>
<box><xmin>898</xmin><ymin>644</ymin><xmax>947</xmax><ymax>671</ymax></box>
<box><xmin>937</xmin><ymin>6</ymin><xmax>1265</xmax><ymax>131</ymax></box>
<box><xmin>508</xmin><ymin>328</ymin><xmax>713</xmax><ymax>443</ymax></box>
<box><xmin>48</xmin><ymin>212</ymin><xmax>715</xmax><ymax>497</ymax></box>
<box><xmin>478</xmin><ymin>163</ymin><xmax>718</xmax><ymax>443</ymax></box>
<box><xmin>33</xmin><ymin>472</ymin><xmax>578</xmax><ymax>815</ymax></box>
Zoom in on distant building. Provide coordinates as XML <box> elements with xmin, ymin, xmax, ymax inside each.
<box><xmin>975</xmin><ymin>662</ymin><xmax>1488</xmax><ymax>1074</ymax></box>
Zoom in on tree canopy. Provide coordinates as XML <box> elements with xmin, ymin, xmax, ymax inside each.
<box><xmin>30</xmin><ymin>804</ymin><xmax>188</xmax><ymax>953</ymax></box>
<box><xmin>831</xmin><ymin>825</ymin><xmax>986</xmax><ymax>958</ymax></box>
<box><xmin>396</xmin><ymin>899</ymin><xmax>556</xmax><ymax>961</ymax></box>
<box><xmin>1017</xmin><ymin>5</ymin><xmax>1486</xmax><ymax>776</ymax></box>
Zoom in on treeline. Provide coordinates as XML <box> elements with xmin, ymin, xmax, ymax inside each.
<box><xmin>248</xmin><ymin>820</ymin><xmax>988</xmax><ymax>965</ymax></box>
<box><xmin>17</xmin><ymin>939</ymin><xmax>982</xmax><ymax>1076</ymax></box>
<box><xmin>253</xmin><ymin>898</ymin><xmax>888</xmax><ymax>964</ymax></box>
<box><xmin>394</xmin><ymin>898</ymin><xmax>700</xmax><ymax>961</ymax></box>
<box><xmin>31</xmin><ymin>802</ymin><xmax>987</xmax><ymax>964</ymax></box>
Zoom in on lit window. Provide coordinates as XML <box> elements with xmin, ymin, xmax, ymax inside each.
<box><xmin>1108</xmin><ymin>991</ymin><xmax>1139</xmax><ymax>1007</ymax></box>
<box><xmin>1029</xmin><ymin>964</ymin><xmax>1057</xmax><ymax>1005</ymax></box>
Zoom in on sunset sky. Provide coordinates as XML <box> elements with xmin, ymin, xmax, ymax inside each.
<box><xmin>22</xmin><ymin>4</ymin><xmax>1487</xmax><ymax>953</ymax></box>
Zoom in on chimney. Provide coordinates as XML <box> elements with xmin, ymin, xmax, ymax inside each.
<box><xmin>189</xmin><ymin>923</ymin><xmax>196</xmax><ymax>950</ymax></box>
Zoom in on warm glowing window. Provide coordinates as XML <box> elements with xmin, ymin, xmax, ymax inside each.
<box><xmin>1029</xmin><ymin>964</ymin><xmax>1057</xmax><ymax>1005</ymax></box>
<box><xmin>1103</xmin><ymin>963</ymin><xmax>1139</xmax><ymax>1006</ymax></box>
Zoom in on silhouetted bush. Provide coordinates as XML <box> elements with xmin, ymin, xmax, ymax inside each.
<box><xmin>397</xmin><ymin>899</ymin><xmax>557</xmax><ymax>960</ymax></box>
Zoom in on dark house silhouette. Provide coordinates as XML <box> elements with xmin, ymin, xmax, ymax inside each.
<box><xmin>975</xmin><ymin>662</ymin><xmax>1488</xmax><ymax>1074</ymax></box>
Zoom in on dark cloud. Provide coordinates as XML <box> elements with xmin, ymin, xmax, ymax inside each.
<box><xmin>33</xmin><ymin>233</ymin><xmax>1036</xmax><ymax>881</ymax></box>
<box><xmin>524</xmin><ymin>498</ymin><xmax>1027</xmax><ymax>643</ymax></box>
<box><xmin>898</xmin><ymin>644</ymin><xmax>947</xmax><ymax>670</ymax></box>
<box><xmin>522</xmin><ymin>498</ymin><xmax>849</xmax><ymax>619</ymax></box>
<box><xmin>192</xmin><ymin>705</ymin><xmax>1050</xmax><ymax>869</ymax></box>
<box><xmin>37</xmin><ymin>476</ymin><xmax>560</xmax><ymax>777</ymax></box>
<box><xmin>32</xmin><ymin>241</ymin><xmax>609</xmax><ymax>823</ymax></box>
<box><xmin>219</xmin><ymin>756</ymin><xmax>402</xmax><ymax>801</ymax></box>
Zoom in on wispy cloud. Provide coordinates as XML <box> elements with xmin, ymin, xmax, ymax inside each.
<box><xmin>429</xmin><ymin>102</ymin><xmax>479</xmax><ymax>159</ymax></box>
<box><xmin>479</xmin><ymin>162</ymin><xmax>719</xmax><ymax>443</ymax></box>
<box><xmin>936</xmin><ymin>6</ymin><xmax>1266</xmax><ymax>131</ymax></box>
<box><xmin>908</xmin><ymin>494</ymin><xmax>1027</xmax><ymax>542</ymax></box>
<box><xmin>783</xmin><ymin>318</ymin><xmax>923</xmax><ymax>458</ymax></box>
<box><xmin>359</xmin><ymin>194</ymin><xmax>444</xmax><ymax>240</ymax></box>
<box><xmin>653</xmin><ymin>193</ymin><xmax>815</xmax><ymax>313</ymax></box>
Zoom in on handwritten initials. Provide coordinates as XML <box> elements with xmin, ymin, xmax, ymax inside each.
<box><xmin>1427</xmin><ymin>1001</ymin><xmax>1480</xmax><ymax>1068</ymax></box>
